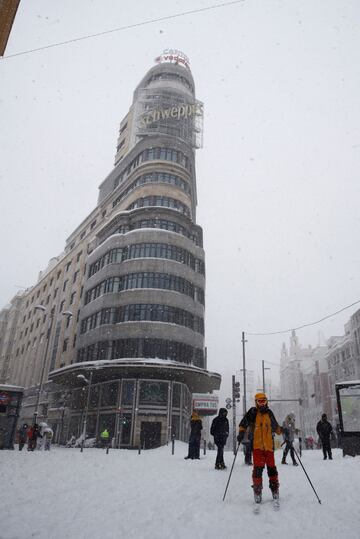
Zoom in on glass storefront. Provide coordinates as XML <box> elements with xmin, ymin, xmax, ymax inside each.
<box><xmin>65</xmin><ymin>378</ymin><xmax>191</xmax><ymax>448</ymax></box>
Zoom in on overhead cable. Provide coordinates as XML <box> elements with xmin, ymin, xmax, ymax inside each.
<box><xmin>1</xmin><ymin>1</ymin><xmax>244</xmax><ymax>60</ymax></box>
<box><xmin>246</xmin><ymin>298</ymin><xmax>360</xmax><ymax>336</ymax></box>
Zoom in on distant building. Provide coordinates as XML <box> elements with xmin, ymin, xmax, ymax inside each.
<box><xmin>0</xmin><ymin>51</ymin><xmax>220</xmax><ymax>448</ymax></box>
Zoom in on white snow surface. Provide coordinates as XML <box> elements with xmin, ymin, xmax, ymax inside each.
<box><xmin>1</xmin><ymin>445</ymin><xmax>359</xmax><ymax>539</ymax></box>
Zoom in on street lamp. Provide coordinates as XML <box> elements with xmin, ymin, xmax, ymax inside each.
<box><xmin>77</xmin><ymin>371</ymin><xmax>93</xmax><ymax>452</ymax></box>
<box><xmin>33</xmin><ymin>305</ymin><xmax>53</xmax><ymax>424</ymax></box>
<box><xmin>32</xmin><ymin>307</ymin><xmax>73</xmax><ymax>425</ymax></box>
<box><xmin>262</xmin><ymin>360</ymin><xmax>271</xmax><ymax>393</ymax></box>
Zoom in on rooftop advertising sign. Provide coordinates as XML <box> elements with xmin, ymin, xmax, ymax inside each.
<box><xmin>155</xmin><ymin>49</ymin><xmax>190</xmax><ymax>70</ymax></box>
<box><xmin>139</xmin><ymin>101</ymin><xmax>203</xmax><ymax>128</ymax></box>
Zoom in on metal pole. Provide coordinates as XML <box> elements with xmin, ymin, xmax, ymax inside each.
<box><xmin>33</xmin><ymin>315</ymin><xmax>53</xmax><ymax>424</ymax></box>
<box><xmin>80</xmin><ymin>371</ymin><xmax>93</xmax><ymax>452</ymax></box>
<box><xmin>293</xmin><ymin>445</ymin><xmax>321</xmax><ymax>504</ymax></box>
<box><xmin>242</xmin><ymin>332</ymin><xmax>247</xmax><ymax>414</ymax></box>
<box><xmin>222</xmin><ymin>442</ymin><xmax>241</xmax><ymax>501</ymax></box>
<box><xmin>262</xmin><ymin>360</ymin><xmax>265</xmax><ymax>393</ymax></box>
<box><xmin>232</xmin><ymin>375</ymin><xmax>237</xmax><ymax>455</ymax></box>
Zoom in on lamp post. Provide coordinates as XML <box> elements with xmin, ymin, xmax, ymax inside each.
<box><xmin>33</xmin><ymin>305</ymin><xmax>53</xmax><ymax>424</ymax></box>
<box><xmin>241</xmin><ymin>331</ymin><xmax>247</xmax><ymax>414</ymax></box>
<box><xmin>77</xmin><ymin>371</ymin><xmax>93</xmax><ymax>452</ymax></box>
<box><xmin>262</xmin><ymin>360</ymin><xmax>271</xmax><ymax>393</ymax></box>
<box><xmin>32</xmin><ymin>307</ymin><xmax>73</xmax><ymax>425</ymax></box>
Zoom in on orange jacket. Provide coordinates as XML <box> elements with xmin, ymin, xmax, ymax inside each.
<box><xmin>239</xmin><ymin>407</ymin><xmax>282</xmax><ymax>452</ymax></box>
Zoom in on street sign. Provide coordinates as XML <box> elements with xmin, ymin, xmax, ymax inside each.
<box><xmin>226</xmin><ymin>404</ymin><xmax>232</xmax><ymax>410</ymax></box>
<box><xmin>225</xmin><ymin>397</ymin><xmax>232</xmax><ymax>404</ymax></box>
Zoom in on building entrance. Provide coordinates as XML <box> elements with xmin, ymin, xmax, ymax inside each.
<box><xmin>140</xmin><ymin>421</ymin><xmax>162</xmax><ymax>449</ymax></box>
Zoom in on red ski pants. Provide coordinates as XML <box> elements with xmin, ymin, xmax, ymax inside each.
<box><xmin>252</xmin><ymin>449</ymin><xmax>279</xmax><ymax>493</ymax></box>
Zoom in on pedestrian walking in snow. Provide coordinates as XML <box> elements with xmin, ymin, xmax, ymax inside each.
<box><xmin>237</xmin><ymin>392</ymin><xmax>283</xmax><ymax>506</ymax></box>
<box><xmin>18</xmin><ymin>423</ymin><xmax>28</xmax><ymax>451</ymax></box>
<box><xmin>100</xmin><ymin>428</ymin><xmax>110</xmax><ymax>449</ymax></box>
<box><xmin>281</xmin><ymin>413</ymin><xmax>298</xmax><ymax>466</ymax></box>
<box><xmin>316</xmin><ymin>414</ymin><xmax>333</xmax><ymax>460</ymax></box>
<box><xmin>210</xmin><ymin>408</ymin><xmax>229</xmax><ymax>469</ymax></box>
<box><xmin>43</xmin><ymin>427</ymin><xmax>53</xmax><ymax>450</ymax></box>
<box><xmin>27</xmin><ymin>424</ymin><xmax>40</xmax><ymax>451</ymax></box>
<box><xmin>243</xmin><ymin>428</ymin><xmax>253</xmax><ymax>465</ymax></box>
<box><xmin>37</xmin><ymin>422</ymin><xmax>49</xmax><ymax>450</ymax></box>
<box><xmin>184</xmin><ymin>412</ymin><xmax>202</xmax><ymax>460</ymax></box>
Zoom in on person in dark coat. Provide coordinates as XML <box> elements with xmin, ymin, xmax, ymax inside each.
<box><xmin>316</xmin><ymin>413</ymin><xmax>333</xmax><ymax>460</ymax></box>
<box><xmin>184</xmin><ymin>412</ymin><xmax>202</xmax><ymax>460</ymax></box>
<box><xmin>18</xmin><ymin>423</ymin><xmax>28</xmax><ymax>451</ymax></box>
<box><xmin>210</xmin><ymin>408</ymin><xmax>229</xmax><ymax>469</ymax></box>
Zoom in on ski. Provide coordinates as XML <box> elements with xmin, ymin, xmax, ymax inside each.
<box><xmin>253</xmin><ymin>493</ymin><xmax>262</xmax><ymax>514</ymax></box>
<box><xmin>272</xmin><ymin>492</ymin><xmax>280</xmax><ymax>511</ymax></box>
<box><xmin>253</xmin><ymin>502</ymin><xmax>261</xmax><ymax>514</ymax></box>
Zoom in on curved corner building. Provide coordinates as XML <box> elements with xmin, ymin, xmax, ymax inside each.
<box><xmin>50</xmin><ymin>52</ymin><xmax>221</xmax><ymax>448</ymax></box>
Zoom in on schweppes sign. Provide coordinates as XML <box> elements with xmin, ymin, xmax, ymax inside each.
<box><xmin>140</xmin><ymin>102</ymin><xmax>203</xmax><ymax>127</ymax></box>
<box><xmin>155</xmin><ymin>49</ymin><xmax>190</xmax><ymax>70</ymax></box>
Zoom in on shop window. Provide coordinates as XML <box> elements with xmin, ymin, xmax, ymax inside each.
<box><xmin>139</xmin><ymin>381</ymin><xmax>168</xmax><ymax>405</ymax></box>
<box><xmin>121</xmin><ymin>380</ymin><xmax>135</xmax><ymax>405</ymax></box>
<box><xmin>100</xmin><ymin>382</ymin><xmax>119</xmax><ymax>407</ymax></box>
<box><xmin>172</xmin><ymin>384</ymin><xmax>181</xmax><ymax>407</ymax></box>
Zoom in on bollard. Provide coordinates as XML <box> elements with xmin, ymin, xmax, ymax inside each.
<box><xmin>203</xmin><ymin>439</ymin><xmax>206</xmax><ymax>455</ymax></box>
<box><xmin>172</xmin><ymin>437</ymin><xmax>175</xmax><ymax>455</ymax></box>
<box><xmin>299</xmin><ymin>436</ymin><xmax>302</xmax><ymax>457</ymax></box>
<box><xmin>106</xmin><ymin>444</ymin><xmax>109</xmax><ymax>454</ymax></box>
<box><xmin>138</xmin><ymin>444</ymin><xmax>141</xmax><ymax>455</ymax></box>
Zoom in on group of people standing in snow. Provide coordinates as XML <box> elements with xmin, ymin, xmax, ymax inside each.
<box><xmin>18</xmin><ymin>422</ymin><xmax>53</xmax><ymax>451</ymax></box>
<box><xmin>185</xmin><ymin>392</ymin><xmax>335</xmax><ymax>504</ymax></box>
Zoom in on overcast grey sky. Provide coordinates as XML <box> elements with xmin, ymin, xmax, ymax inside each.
<box><xmin>1</xmin><ymin>0</ymin><xmax>360</xmax><ymax>393</ymax></box>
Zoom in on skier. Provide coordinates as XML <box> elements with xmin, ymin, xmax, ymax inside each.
<box><xmin>18</xmin><ymin>423</ymin><xmax>28</xmax><ymax>451</ymax></box>
<box><xmin>237</xmin><ymin>392</ymin><xmax>283</xmax><ymax>506</ymax></box>
<box><xmin>316</xmin><ymin>413</ymin><xmax>333</xmax><ymax>460</ymax></box>
<box><xmin>184</xmin><ymin>412</ymin><xmax>202</xmax><ymax>460</ymax></box>
<box><xmin>281</xmin><ymin>413</ymin><xmax>298</xmax><ymax>466</ymax></box>
<box><xmin>210</xmin><ymin>408</ymin><xmax>229</xmax><ymax>469</ymax></box>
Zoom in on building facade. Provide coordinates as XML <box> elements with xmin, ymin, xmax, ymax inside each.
<box><xmin>0</xmin><ymin>52</ymin><xmax>221</xmax><ymax>448</ymax></box>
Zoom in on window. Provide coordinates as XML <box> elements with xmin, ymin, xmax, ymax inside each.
<box><xmin>57</xmin><ymin>270</ymin><xmax>61</xmax><ymax>280</ymax></box>
<box><xmin>63</xmin><ymin>280</ymin><xmax>68</xmax><ymax>291</ymax></box>
<box><xmin>73</xmin><ymin>271</ymin><xmax>79</xmax><ymax>283</ymax></box>
<box><xmin>59</xmin><ymin>300</ymin><xmax>65</xmax><ymax>313</ymax></box>
<box><xmin>76</xmin><ymin>251</ymin><xmax>82</xmax><ymax>262</ymax></box>
<box><xmin>70</xmin><ymin>292</ymin><xmax>76</xmax><ymax>305</ymax></box>
<box><xmin>54</xmin><ymin>288</ymin><xmax>58</xmax><ymax>298</ymax></box>
<box><xmin>66</xmin><ymin>261</ymin><xmax>72</xmax><ymax>272</ymax></box>
<box><xmin>62</xmin><ymin>338</ymin><xmax>69</xmax><ymax>352</ymax></box>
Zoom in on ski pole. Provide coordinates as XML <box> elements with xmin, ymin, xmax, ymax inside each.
<box><xmin>222</xmin><ymin>441</ymin><xmax>241</xmax><ymax>502</ymax></box>
<box><xmin>293</xmin><ymin>445</ymin><xmax>322</xmax><ymax>504</ymax></box>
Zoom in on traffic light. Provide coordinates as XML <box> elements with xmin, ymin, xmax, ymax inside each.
<box><xmin>233</xmin><ymin>381</ymin><xmax>240</xmax><ymax>401</ymax></box>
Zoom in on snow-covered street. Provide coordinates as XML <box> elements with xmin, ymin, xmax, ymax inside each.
<box><xmin>1</xmin><ymin>444</ymin><xmax>359</xmax><ymax>539</ymax></box>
